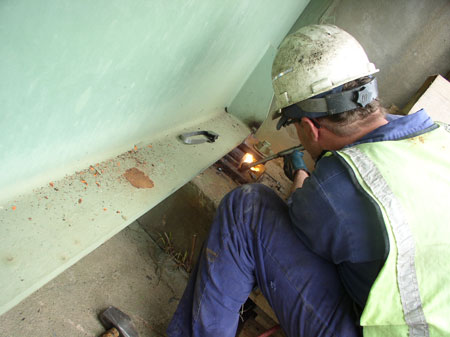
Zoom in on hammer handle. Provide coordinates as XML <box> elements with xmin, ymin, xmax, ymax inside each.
<box><xmin>101</xmin><ymin>327</ymin><xmax>119</xmax><ymax>337</ymax></box>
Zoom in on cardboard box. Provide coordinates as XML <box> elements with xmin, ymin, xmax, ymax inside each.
<box><xmin>403</xmin><ymin>74</ymin><xmax>450</xmax><ymax>123</ymax></box>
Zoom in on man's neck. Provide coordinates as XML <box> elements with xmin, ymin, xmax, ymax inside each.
<box><xmin>320</xmin><ymin>116</ymin><xmax>388</xmax><ymax>150</ymax></box>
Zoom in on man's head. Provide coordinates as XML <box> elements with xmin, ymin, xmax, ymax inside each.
<box><xmin>314</xmin><ymin>77</ymin><xmax>385</xmax><ymax>137</ymax></box>
<box><xmin>293</xmin><ymin>86</ymin><xmax>387</xmax><ymax>159</ymax></box>
<box><xmin>271</xmin><ymin>24</ymin><xmax>385</xmax><ymax>158</ymax></box>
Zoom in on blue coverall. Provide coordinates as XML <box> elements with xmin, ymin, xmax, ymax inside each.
<box><xmin>167</xmin><ymin>110</ymin><xmax>435</xmax><ymax>337</ymax></box>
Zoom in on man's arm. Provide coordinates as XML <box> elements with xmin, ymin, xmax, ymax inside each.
<box><xmin>283</xmin><ymin>149</ymin><xmax>310</xmax><ymax>195</ymax></box>
<box><xmin>291</xmin><ymin>169</ymin><xmax>309</xmax><ymax>194</ymax></box>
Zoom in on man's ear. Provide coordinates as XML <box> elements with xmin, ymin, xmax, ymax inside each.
<box><xmin>300</xmin><ymin>117</ymin><xmax>320</xmax><ymax>142</ymax></box>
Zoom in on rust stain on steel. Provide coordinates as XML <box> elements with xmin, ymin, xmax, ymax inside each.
<box><xmin>123</xmin><ymin>168</ymin><xmax>154</xmax><ymax>189</ymax></box>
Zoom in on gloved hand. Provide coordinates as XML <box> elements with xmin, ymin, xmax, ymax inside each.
<box><xmin>283</xmin><ymin>149</ymin><xmax>309</xmax><ymax>181</ymax></box>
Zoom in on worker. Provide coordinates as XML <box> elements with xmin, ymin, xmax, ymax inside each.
<box><xmin>167</xmin><ymin>24</ymin><xmax>450</xmax><ymax>337</ymax></box>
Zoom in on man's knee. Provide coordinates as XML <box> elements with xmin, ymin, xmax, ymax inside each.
<box><xmin>224</xmin><ymin>183</ymin><xmax>278</xmax><ymax>205</ymax></box>
<box><xmin>217</xmin><ymin>184</ymin><xmax>285</xmax><ymax>229</ymax></box>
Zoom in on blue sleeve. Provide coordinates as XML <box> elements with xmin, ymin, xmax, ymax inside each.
<box><xmin>289</xmin><ymin>169</ymin><xmax>351</xmax><ymax>263</ymax></box>
<box><xmin>288</xmin><ymin>155</ymin><xmax>388</xmax><ymax>264</ymax></box>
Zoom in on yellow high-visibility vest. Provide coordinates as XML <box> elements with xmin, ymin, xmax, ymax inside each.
<box><xmin>335</xmin><ymin>122</ymin><xmax>450</xmax><ymax>337</ymax></box>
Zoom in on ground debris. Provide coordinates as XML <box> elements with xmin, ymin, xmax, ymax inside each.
<box><xmin>157</xmin><ymin>232</ymin><xmax>196</xmax><ymax>273</ymax></box>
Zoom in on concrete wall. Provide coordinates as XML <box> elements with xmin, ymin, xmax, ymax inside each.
<box><xmin>0</xmin><ymin>0</ymin><xmax>309</xmax><ymax>200</ymax></box>
<box><xmin>256</xmin><ymin>0</ymin><xmax>450</xmax><ymax>152</ymax></box>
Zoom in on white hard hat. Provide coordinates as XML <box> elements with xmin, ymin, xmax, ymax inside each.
<box><xmin>271</xmin><ymin>24</ymin><xmax>379</xmax><ymax>126</ymax></box>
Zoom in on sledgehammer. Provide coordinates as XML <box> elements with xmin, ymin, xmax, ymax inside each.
<box><xmin>99</xmin><ymin>306</ymin><xmax>139</xmax><ymax>337</ymax></box>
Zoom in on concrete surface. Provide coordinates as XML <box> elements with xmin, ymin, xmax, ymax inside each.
<box><xmin>0</xmin><ymin>221</ymin><xmax>187</xmax><ymax>336</ymax></box>
<box><xmin>137</xmin><ymin>177</ymin><xmax>218</xmax><ymax>270</ymax></box>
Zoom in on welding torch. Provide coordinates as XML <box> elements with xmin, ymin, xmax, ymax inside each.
<box><xmin>241</xmin><ymin>144</ymin><xmax>305</xmax><ymax>170</ymax></box>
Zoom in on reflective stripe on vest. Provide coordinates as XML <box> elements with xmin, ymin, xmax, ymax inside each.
<box><xmin>341</xmin><ymin>146</ymin><xmax>428</xmax><ymax>336</ymax></box>
<box><xmin>335</xmin><ymin>122</ymin><xmax>450</xmax><ymax>337</ymax></box>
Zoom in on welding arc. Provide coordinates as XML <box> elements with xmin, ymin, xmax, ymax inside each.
<box><xmin>242</xmin><ymin>144</ymin><xmax>305</xmax><ymax>170</ymax></box>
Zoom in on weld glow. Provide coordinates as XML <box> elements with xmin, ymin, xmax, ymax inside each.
<box><xmin>242</xmin><ymin>153</ymin><xmax>260</xmax><ymax>172</ymax></box>
<box><xmin>242</xmin><ymin>153</ymin><xmax>255</xmax><ymax>164</ymax></box>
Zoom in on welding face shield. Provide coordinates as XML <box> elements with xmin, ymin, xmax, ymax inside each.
<box><xmin>271</xmin><ymin>24</ymin><xmax>379</xmax><ymax>129</ymax></box>
<box><xmin>273</xmin><ymin>77</ymin><xmax>379</xmax><ymax>130</ymax></box>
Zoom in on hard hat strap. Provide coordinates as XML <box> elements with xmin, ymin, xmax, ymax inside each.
<box><xmin>298</xmin><ymin>78</ymin><xmax>378</xmax><ymax>116</ymax></box>
<box><xmin>275</xmin><ymin>78</ymin><xmax>378</xmax><ymax>130</ymax></box>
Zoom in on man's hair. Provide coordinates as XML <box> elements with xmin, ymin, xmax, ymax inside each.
<box><xmin>317</xmin><ymin>77</ymin><xmax>386</xmax><ymax>137</ymax></box>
